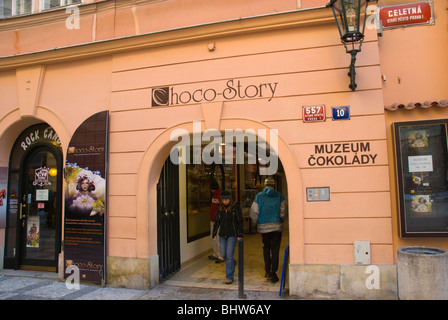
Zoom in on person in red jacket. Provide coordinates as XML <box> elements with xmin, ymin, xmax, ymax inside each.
<box><xmin>209</xmin><ymin>180</ymin><xmax>224</xmax><ymax>263</ymax></box>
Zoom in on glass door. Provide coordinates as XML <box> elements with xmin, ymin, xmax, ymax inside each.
<box><xmin>19</xmin><ymin>146</ymin><xmax>62</xmax><ymax>271</ymax></box>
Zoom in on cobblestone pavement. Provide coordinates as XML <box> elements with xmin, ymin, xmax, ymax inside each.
<box><xmin>0</xmin><ymin>270</ymin><xmax>295</xmax><ymax>300</ymax></box>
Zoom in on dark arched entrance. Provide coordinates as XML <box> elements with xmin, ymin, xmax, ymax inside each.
<box><xmin>3</xmin><ymin>123</ymin><xmax>63</xmax><ymax>271</ymax></box>
<box><xmin>156</xmin><ymin>132</ymin><xmax>289</xmax><ymax>289</ymax></box>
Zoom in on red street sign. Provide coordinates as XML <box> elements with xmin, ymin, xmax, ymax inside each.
<box><xmin>303</xmin><ymin>105</ymin><xmax>326</xmax><ymax>123</ymax></box>
<box><xmin>378</xmin><ymin>1</ymin><xmax>434</xmax><ymax>29</ymax></box>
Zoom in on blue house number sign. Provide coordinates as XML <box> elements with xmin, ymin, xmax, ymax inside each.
<box><xmin>332</xmin><ymin>106</ymin><xmax>350</xmax><ymax>120</ymax></box>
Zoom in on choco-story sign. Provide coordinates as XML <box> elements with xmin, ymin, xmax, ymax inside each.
<box><xmin>151</xmin><ymin>79</ymin><xmax>278</xmax><ymax>107</ymax></box>
<box><xmin>64</xmin><ymin>111</ymin><xmax>109</xmax><ymax>284</ymax></box>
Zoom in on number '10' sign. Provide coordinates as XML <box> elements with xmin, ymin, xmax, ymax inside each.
<box><xmin>332</xmin><ymin>106</ymin><xmax>350</xmax><ymax>121</ymax></box>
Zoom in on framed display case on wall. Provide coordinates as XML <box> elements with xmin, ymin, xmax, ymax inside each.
<box><xmin>393</xmin><ymin>119</ymin><xmax>448</xmax><ymax>237</ymax></box>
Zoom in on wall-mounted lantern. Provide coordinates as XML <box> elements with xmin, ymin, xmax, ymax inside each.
<box><xmin>327</xmin><ymin>0</ymin><xmax>376</xmax><ymax>91</ymax></box>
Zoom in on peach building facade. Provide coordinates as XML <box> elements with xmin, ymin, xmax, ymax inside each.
<box><xmin>0</xmin><ymin>0</ymin><xmax>446</xmax><ymax>299</ymax></box>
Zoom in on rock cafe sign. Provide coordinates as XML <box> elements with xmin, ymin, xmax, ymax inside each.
<box><xmin>378</xmin><ymin>1</ymin><xmax>434</xmax><ymax>29</ymax></box>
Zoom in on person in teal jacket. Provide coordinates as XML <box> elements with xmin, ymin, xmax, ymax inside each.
<box><xmin>250</xmin><ymin>177</ymin><xmax>287</xmax><ymax>283</ymax></box>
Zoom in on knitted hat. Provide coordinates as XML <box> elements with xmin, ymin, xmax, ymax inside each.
<box><xmin>264</xmin><ymin>177</ymin><xmax>275</xmax><ymax>186</ymax></box>
<box><xmin>221</xmin><ymin>191</ymin><xmax>232</xmax><ymax>199</ymax></box>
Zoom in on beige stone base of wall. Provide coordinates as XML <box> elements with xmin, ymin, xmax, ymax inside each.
<box><xmin>289</xmin><ymin>264</ymin><xmax>398</xmax><ymax>300</ymax></box>
<box><xmin>106</xmin><ymin>256</ymin><xmax>159</xmax><ymax>290</ymax></box>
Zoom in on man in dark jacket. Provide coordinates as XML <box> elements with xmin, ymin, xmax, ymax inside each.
<box><xmin>250</xmin><ymin>177</ymin><xmax>287</xmax><ymax>283</ymax></box>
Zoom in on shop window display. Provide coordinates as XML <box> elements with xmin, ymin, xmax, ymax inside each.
<box><xmin>394</xmin><ymin>120</ymin><xmax>448</xmax><ymax>236</ymax></box>
<box><xmin>186</xmin><ymin>143</ymin><xmax>271</xmax><ymax>242</ymax></box>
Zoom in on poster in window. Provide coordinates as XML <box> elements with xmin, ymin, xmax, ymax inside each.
<box><xmin>408</xmin><ymin>155</ymin><xmax>433</xmax><ymax>172</ymax></box>
<box><xmin>394</xmin><ymin>120</ymin><xmax>448</xmax><ymax>237</ymax></box>
<box><xmin>26</xmin><ymin>216</ymin><xmax>40</xmax><ymax>248</ymax></box>
<box><xmin>411</xmin><ymin>194</ymin><xmax>432</xmax><ymax>213</ymax></box>
<box><xmin>408</xmin><ymin>130</ymin><xmax>429</xmax><ymax>148</ymax></box>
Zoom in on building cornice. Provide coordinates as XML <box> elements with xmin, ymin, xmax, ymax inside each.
<box><xmin>0</xmin><ymin>6</ymin><xmax>333</xmax><ymax>71</ymax></box>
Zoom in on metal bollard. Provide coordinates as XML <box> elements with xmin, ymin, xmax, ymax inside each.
<box><xmin>238</xmin><ymin>238</ymin><xmax>246</xmax><ymax>299</ymax></box>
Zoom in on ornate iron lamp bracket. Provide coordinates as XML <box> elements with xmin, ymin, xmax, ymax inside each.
<box><xmin>348</xmin><ymin>49</ymin><xmax>360</xmax><ymax>91</ymax></box>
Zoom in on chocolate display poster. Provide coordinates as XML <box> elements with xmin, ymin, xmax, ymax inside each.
<box><xmin>64</xmin><ymin>111</ymin><xmax>108</xmax><ymax>283</ymax></box>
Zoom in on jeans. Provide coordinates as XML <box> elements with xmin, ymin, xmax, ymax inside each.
<box><xmin>262</xmin><ymin>231</ymin><xmax>282</xmax><ymax>275</ymax></box>
<box><xmin>220</xmin><ymin>236</ymin><xmax>237</xmax><ymax>281</ymax></box>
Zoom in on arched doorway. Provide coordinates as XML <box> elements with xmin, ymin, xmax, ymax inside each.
<box><xmin>3</xmin><ymin>123</ymin><xmax>63</xmax><ymax>271</ymax></box>
<box><xmin>156</xmin><ymin>128</ymin><xmax>289</xmax><ymax>290</ymax></box>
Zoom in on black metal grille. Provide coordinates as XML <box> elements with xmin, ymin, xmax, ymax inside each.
<box><xmin>157</xmin><ymin>158</ymin><xmax>180</xmax><ymax>280</ymax></box>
